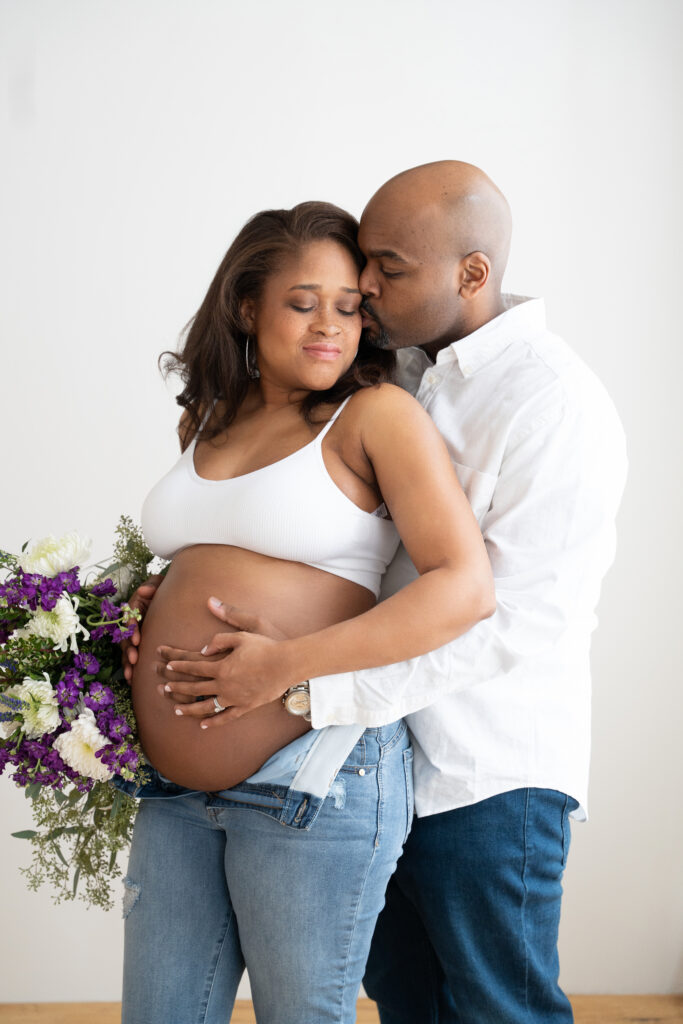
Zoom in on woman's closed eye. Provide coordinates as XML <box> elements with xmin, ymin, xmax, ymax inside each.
<box><xmin>290</xmin><ymin>304</ymin><xmax>360</xmax><ymax>316</ymax></box>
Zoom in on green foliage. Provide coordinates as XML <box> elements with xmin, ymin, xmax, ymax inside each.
<box><xmin>1</xmin><ymin>515</ymin><xmax>166</xmax><ymax>909</ymax></box>
<box><xmin>14</xmin><ymin>781</ymin><xmax>139</xmax><ymax>910</ymax></box>
<box><xmin>0</xmin><ymin>549</ymin><xmax>19</xmax><ymax>573</ymax></box>
<box><xmin>112</xmin><ymin>515</ymin><xmax>157</xmax><ymax>589</ymax></box>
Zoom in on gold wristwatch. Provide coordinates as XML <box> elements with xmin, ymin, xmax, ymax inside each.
<box><xmin>282</xmin><ymin>683</ymin><xmax>311</xmax><ymax>721</ymax></box>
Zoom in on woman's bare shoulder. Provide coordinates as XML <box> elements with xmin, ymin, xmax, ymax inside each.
<box><xmin>345</xmin><ymin>383</ymin><xmax>448</xmax><ymax>468</ymax></box>
<box><xmin>348</xmin><ymin>382</ymin><xmax>422</xmax><ymax>413</ymax></box>
<box><xmin>346</xmin><ymin>382</ymin><xmax>431</xmax><ymax>429</ymax></box>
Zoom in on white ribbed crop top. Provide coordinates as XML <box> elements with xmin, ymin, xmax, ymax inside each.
<box><xmin>141</xmin><ymin>397</ymin><xmax>400</xmax><ymax>598</ymax></box>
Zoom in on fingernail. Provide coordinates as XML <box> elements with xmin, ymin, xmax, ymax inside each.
<box><xmin>175</xmin><ymin>708</ymin><xmax>183</xmax><ymax>716</ymax></box>
<box><xmin>167</xmin><ymin>664</ymin><xmax>174</xmax><ymax>672</ymax></box>
<box><xmin>201</xmin><ymin>645</ymin><xmax>209</xmax><ymax>655</ymax></box>
<box><xmin>164</xmin><ymin>684</ymin><xmax>172</xmax><ymax>692</ymax></box>
<box><xmin>200</xmin><ymin>721</ymin><xmax>208</xmax><ymax>729</ymax></box>
<box><xmin>209</xmin><ymin>596</ymin><xmax>222</xmax><ymax>608</ymax></box>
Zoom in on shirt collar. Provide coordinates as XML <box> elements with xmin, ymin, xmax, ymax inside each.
<box><xmin>435</xmin><ymin>295</ymin><xmax>546</xmax><ymax>377</ymax></box>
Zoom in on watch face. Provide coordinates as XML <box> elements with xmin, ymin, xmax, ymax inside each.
<box><xmin>286</xmin><ymin>690</ymin><xmax>311</xmax><ymax>716</ymax></box>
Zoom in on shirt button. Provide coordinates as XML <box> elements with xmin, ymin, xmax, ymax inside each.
<box><xmin>358</xmin><ymin>768</ymin><xmax>366</xmax><ymax>776</ymax></box>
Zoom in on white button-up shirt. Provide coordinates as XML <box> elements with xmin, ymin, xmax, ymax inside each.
<box><xmin>309</xmin><ymin>296</ymin><xmax>627</xmax><ymax>820</ymax></box>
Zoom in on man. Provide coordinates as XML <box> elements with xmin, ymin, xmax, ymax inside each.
<box><xmin>337</xmin><ymin>162</ymin><xmax>626</xmax><ymax>1023</ymax></box>
<box><xmin>129</xmin><ymin>161</ymin><xmax>627</xmax><ymax>1023</ymax></box>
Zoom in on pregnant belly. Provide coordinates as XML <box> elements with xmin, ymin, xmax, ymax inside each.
<box><xmin>132</xmin><ymin>545</ymin><xmax>374</xmax><ymax>791</ymax></box>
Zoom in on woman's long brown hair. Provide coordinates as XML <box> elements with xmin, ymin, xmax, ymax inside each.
<box><xmin>161</xmin><ymin>201</ymin><xmax>396</xmax><ymax>448</ymax></box>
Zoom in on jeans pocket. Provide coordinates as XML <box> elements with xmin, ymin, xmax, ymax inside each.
<box><xmin>402</xmin><ymin>747</ymin><xmax>415</xmax><ymax>845</ymax></box>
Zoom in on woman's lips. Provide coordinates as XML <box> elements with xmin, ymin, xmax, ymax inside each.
<box><xmin>303</xmin><ymin>344</ymin><xmax>342</xmax><ymax>361</ymax></box>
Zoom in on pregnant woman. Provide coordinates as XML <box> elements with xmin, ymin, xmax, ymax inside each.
<box><xmin>122</xmin><ymin>201</ymin><xmax>494</xmax><ymax>1024</ymax></box>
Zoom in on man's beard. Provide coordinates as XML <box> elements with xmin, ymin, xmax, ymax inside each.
<box><xmin>361</xmin><ymin>324</ymin><xmax>393</xmax><ymax>349</ymax></box>
<box><xmin>360</xmin><ymin>301</ymin><xmax>393</xmax><ymax>349</ymax></box>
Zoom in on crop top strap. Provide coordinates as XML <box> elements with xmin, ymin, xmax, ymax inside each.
<box><xmin>315</xmin><ymin>395</ymin><xmax>353</xmax><ymax>445</ymax></box>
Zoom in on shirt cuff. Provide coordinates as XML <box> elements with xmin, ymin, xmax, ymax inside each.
<box><xmin>309</xmin><ymin>667</ymin><xmax>415</xmax><ymax>729</ymax></box>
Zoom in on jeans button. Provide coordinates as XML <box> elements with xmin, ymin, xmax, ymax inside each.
<box><xmin>359</xmin><ymin>769</ymin><xmax>366</xmax><ymax>776</ymax></box>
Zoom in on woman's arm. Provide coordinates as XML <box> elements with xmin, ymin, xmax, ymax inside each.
<box><xmin>159</xmin><ymin>385</ymin><xmax>495</xmax><ymax>724</ymax></box>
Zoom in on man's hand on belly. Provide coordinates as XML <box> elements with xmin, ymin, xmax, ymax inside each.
<box><xmin>155</xmin><ymin>597</ymin><xmax>297</xmax><ymax>728</ymax></box>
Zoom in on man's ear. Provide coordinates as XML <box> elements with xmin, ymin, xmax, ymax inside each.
<box><xmin>240</xmin><ymin>297</ymin><xmax>256</xmax><ymax>332</ymax></box>
<box><xmin>458</xmin><ymin>252</ymin><xmax>490</xmax><ymax>298</ymax></box>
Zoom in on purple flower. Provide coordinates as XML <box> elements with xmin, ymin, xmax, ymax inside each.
<box><xmin>106</xmin><ymin>715</ymin><xmax>132</xmax><ymax>741</ymax></box>
<box><xmin>0</xmin><ymin>578</ymin><xmax>27</xmax><ymax>607</ymax></box>
<box><xmin>0</xmin><ymin>568</ymin><xmax>81</xmax><ymax>613</ymax></box>
<box><xmin>119</xmin><ymin>747</ymin><xmax>139</xmax><ymax>769</ymax></box>
<box><xmin>98</xmin><ymin>742</ymin><xmax>139</xmax><ymax>774</ymax></box>
<box><xmin>83</xmin><ymin>682</ymin><xmax>115</xmax><ymax>712</ymax></box>
<box><xmin>74</xmin><ymin>652</ymin><xmax>100</xmax><ymax>675</ymax></box>
<box><xmin>112</xmin><ymin>621</ymin><xmax>136</xmax><ymax>642</ymax></box>
<box><xmin>60</xmin><ymin>569</ymin><xmax>81</xmax><ymax>594</ymax></box>
<box><xmin>56</xmin><ymin>675</ymin><xmax>81</xmax><ymax>709</ymax></box>
<box><xmin>100</xmin><ymin>598</ymin><xmax>120</xmax><ymax>620</ymax></box>
<box><xmin>92</xmin><ymin>579</ymin><xmax>117</xmax><ymax>597</ymax></box>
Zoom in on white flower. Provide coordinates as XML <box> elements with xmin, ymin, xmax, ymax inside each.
<box><xmin>19</xmin><ymin>532</ymin><xmax>91</xmax><ymax>576</ymax></box>
<box><xmin>53</xmin><ymin>708</ymin><xmax>113</xmax><ymax>782</ymax></box>
<box><xmin>18</xmin><ymin>594</ymin><xmax>90</xmax><ymax>653</ymax></box>
<box><xmin>15</xmin><ymin>675</ymin><xmax>61</xmax><ymax>739</ymax></box>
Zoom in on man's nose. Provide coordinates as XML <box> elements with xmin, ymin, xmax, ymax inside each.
<box><xmin>359</xmin><ymin>265</ymin><xmax>379</xmax><ymax>298</ymax></box>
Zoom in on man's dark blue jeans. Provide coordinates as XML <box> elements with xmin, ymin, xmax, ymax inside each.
<box><xmin>364</xmin><ymin>787</ymin><xmax>578</xmax><ymax>1023</ymax></box>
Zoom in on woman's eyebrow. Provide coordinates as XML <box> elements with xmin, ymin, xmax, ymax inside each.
<box><xmin>288</xmin><ymin>284</ymin><xmax>361</xmax><ymax>294</ymax></box>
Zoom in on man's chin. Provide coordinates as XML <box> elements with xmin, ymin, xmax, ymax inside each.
<box><xmin>361</xmin><ymin>324</ymin><xmax>394</xmax><ymax>350</ymax></box>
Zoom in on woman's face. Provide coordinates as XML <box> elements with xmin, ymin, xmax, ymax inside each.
<box><xmin>246</xmin><ymin>240</ymin><xmax>362</xmax><ymax>394</ymax></box>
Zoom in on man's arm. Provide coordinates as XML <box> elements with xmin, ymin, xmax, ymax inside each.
<box><xmin>309</xmin><ymin>385</ymin><xmax>627</xmax><ymax>727</ymax></box>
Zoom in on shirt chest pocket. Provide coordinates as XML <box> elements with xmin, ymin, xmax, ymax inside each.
<box><xmin>451</xmin><ymin>461</ymin><xmax>497</xmax><ymax>524</ymax></box>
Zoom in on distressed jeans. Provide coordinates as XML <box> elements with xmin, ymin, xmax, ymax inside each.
<box><xmin>121</xmin><ymin>721</ymin><xmax>413</xmax><ymax>1024</ymax></box>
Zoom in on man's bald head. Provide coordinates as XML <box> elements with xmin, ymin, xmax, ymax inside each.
<box><xmin>358</xmin><ymin>161</ymin><xmax>512</xmax><ymax>353</ymax></box>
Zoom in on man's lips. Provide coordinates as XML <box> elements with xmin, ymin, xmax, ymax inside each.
<box><xmin>360</xmin><ymin>303</ymin><xmax>379</xmax><ymax>328</ymax></box>
<box><xmin>303</xmin><ymin>344</ymin><xmax>342</xmax><ymax>361</ymax></box>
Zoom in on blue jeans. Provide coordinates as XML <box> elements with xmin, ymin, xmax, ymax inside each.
<box><xmin>121</xmin><ymin>721</ymin><xmax>413</xmax><ymax>1024</ymax></box>
<box><xmin>364</xmin><ymin>788</ymin><xmax>578</xmax><ymax>1024</ymax></box>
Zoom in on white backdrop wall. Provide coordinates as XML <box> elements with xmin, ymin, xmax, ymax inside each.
<box><xmin>1</xmin><ymin>0</ymin><xmax>681</xmax><ymax>1002</ymax></box>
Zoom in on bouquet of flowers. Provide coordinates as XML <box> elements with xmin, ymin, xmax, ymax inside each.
<box><xmin>0</xmin><ymin>516</ymin><xmax>162</xmax><ymax>909</ymax></box>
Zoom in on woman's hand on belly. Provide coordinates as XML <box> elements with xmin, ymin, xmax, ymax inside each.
<box><xmin>156</xmin><ymin>629</ymin><xmax>300</xmax><ymax>727</ymax></box>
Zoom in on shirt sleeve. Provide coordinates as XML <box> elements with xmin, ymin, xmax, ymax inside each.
<box><xmin>309</xmin><ymin>381</ymin><xmax>627</xmax><ymax>729</ymax></box>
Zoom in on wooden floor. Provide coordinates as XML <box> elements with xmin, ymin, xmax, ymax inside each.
<box><xmin>0</xmin><ymin>996</ymin><xmax>681</xmax><ymax>1023</ymax></box>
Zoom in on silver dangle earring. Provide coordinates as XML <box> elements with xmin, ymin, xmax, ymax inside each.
<box><xmin>245</xmin><ymin>336</ymin><xmax>260</xmax><ymax>380</ymax></box>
